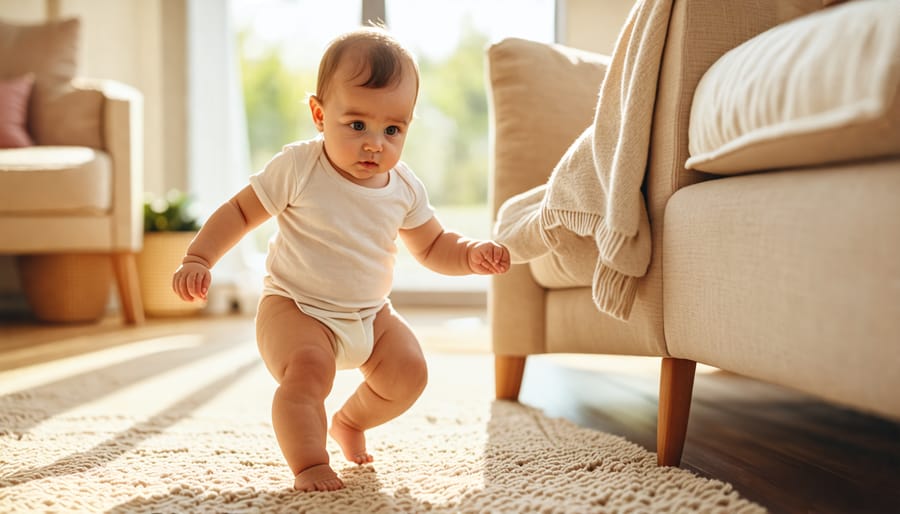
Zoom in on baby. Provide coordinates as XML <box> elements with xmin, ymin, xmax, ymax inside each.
<box><xmin>171</xmin><ymin>26</ymin><xmax>510</xmax><ymax>492</ymax></box>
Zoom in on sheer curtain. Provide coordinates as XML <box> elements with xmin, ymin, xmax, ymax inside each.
<box><xmin>187</xmin><ymin>0</ymin><xmax>261</xmax><ymax>313</ymax></box>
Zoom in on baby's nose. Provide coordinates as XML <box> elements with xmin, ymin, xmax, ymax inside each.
<box><xmin>363</xmin><ymin>135</ymin><xmax>383</xmax><ymax>152</ymax></box>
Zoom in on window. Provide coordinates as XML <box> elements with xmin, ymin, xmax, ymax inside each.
<box><xmin>384</xmin><ymin>1</ymin><xmax>555</xmax><ymax>294</ymax></box>
<box><xmin>232</xmin><ymin>0</ymin><xmax>555</xmax><ymax>297</ymax></box>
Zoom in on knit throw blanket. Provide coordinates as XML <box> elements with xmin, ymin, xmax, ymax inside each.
<box><xmin>494</xmin><ymin>0</ymin><xmax>673</xmax><ymax>320</ymax></box>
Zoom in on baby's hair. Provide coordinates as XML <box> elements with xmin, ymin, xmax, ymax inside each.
<box><xmin>315</xmin><ymin>25</ymin><xmax>419</xmax><ymax>104</ymax></box>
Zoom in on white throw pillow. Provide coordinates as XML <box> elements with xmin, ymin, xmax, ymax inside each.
<box><xmin>685</xmin><ymin>0</ymin><xmax>900</xmax><ymax>175</ymax></box>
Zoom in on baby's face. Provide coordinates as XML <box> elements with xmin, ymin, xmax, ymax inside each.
<box><xmin>312</xmin><ymin>62</ymin><xmax>417</xmax><ymax>188</ymax></box>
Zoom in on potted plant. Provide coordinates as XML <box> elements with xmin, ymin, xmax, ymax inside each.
<box><xmin>136</xmin><ymin>189</ymin><xmax>205</xmax><ymax>316</ymax></box>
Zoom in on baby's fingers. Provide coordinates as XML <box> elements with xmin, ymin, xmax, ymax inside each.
<box><xmin>481</xmin><ymin>244</ymin><xmax>507</xmax><ymax>274</ymax></box>
<box><xmin>172</xmin><ymin>273</ymin><xmax>190</xmax><ymax>301</ymax></box>
<box><xmin>485</xmin><ymin>250</ymin><xmax>503</xmax><ymax>273</ymax></box>
<box><xmin>187</xmin><ymin>272</ymin><xmax>209</xmax><ymax>300</ymax></box>
<box><xmin>476</xmin><ymin>258</ymin><xmax>496</xmax><ymax>274</ymax></box>
<box><xmin>476</xmin><ymin>246</ymin><xmax>502</xmax><ymax>274</ymax></box>
<box><xmin>493</xmin><ymin>245</ymin><xmax>510</xmax><ymax>273</ymax></box>
<box><xmin>172</xmin><ymin>270</ymin><xmax>202</xmax><ymax>302</ymax></box>
<box><xmin>178</xmin><ymin>275</ymin><xmax>197</xmax><ymax>301</ymax></box>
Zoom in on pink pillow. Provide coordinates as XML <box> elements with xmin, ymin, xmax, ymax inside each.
<box><xmin>0</xmin><ymin>74</ymin><xmax>35</xmax><ymax>148</ymax></box>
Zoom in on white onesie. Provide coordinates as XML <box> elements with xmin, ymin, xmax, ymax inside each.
<box><xmin>249</xmin><ymin>137</ymin><xmax>434</xmax><ymax>368</ymax></box>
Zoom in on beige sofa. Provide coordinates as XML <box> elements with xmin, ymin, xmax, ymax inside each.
<box><xmin>0</xmin><ymin>18</ymin><xmax>144</xmax><ymax>324</ymax></box>
<box><xmin>488</xmin><ymin>0</ymin><xmax>900</xmax><ymax>467</ymax></box>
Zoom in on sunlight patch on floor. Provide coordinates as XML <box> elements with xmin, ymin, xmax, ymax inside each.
<box><xmin>402</xmin><ymin>308</ymin><xmax>491</xmax><ymax>355</ymax></box>
<box><xmin>62</xmin><ymin>345</ymin><xmax>262</xmax><ymax>419</ymax></box>
<box><xmin>0</xmin><ymin>334</ymin><xmax>208</xmax><ymax>395</ymax></box>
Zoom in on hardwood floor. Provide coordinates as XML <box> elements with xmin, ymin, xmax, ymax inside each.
<box><xmin>2</xmin><ymin>308</ymin><xmax>898</xmax><ymax>513</ymax></box>
<box><xmin>519</xmin><ymin>355</ymin><xmax>900</xmax><ymax>514</ymax></box>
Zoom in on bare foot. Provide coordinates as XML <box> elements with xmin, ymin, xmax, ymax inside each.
<box><xmin>294</xmin><ymin>463</ymin><xmax>344</xmax><ymax>492</ymax></box>
<box><xmin>329</xmin><ymin>413</ymin><xmax>374</xmax><ymax>465</ymax></box>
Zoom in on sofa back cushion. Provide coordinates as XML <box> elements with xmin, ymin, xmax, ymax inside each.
<box><xmin>486</xmin><ymin>37</ymin><xmax>610</xmax><ymax>216</ymax></box>
<box><xmin>686</xmin><ymin>0</ymin><xmax>900</xmax><ymax>175</ymax></box>
<box><xmin>0</xmin><ymin>18</ymin><xmax>103</xmax><ymax>148</ymax></box>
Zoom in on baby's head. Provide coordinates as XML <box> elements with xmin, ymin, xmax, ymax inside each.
<box><xmin>314</xmin><ymin>27</ymin><xmax>419</xmax><ymax>106</ymax></box>
<box><xmin>310</xmin><ymin>27</ymin><xmax>420</xmax><ymax>186</ymax></box>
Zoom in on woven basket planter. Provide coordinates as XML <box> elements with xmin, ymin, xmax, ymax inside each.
<box><xmin>17</xmin><ymin>253</ymin><xmax>113</xmax><ymax>323</ymax></box>
<box><xmin>136</xmin><ymin>232</ymin><xmax>206</xmax><ymax>317</ymax></box>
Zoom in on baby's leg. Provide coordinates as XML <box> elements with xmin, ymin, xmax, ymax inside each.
<box><xmin>330</xmin><ymin>304</ymin><xmax>428</xmax><ymax>464</ymax></box>
<box><xmin>256</xmin><ymin>295</ymin><xmax>343</xmax><ymax>492</ymax></box>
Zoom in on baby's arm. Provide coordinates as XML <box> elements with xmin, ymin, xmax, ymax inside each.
<box><xmin>172</xmin><ymin>185</ymin><xmax>270</xmax><ymax>302</ymax></box>
<box><xmin>399</xmin><ymin>216</ymin><xmax>510</xmax><ymax>276</ymax></box>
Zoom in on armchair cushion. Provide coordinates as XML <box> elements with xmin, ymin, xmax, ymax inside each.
<box><xmin>0</xmin><ymin>73</ymin><xmax>34</xmax><ymax>148</ymax></box>
<box><xmin>0</xmin><ymin>18</ymin><xmax>103</xmax><ymax>148</ymax></box>
<box><xmin>685</xmin><ymin>0</ymin><xmax>900</xmax><ymax>175</ymax></box>
<box><xmin>0</xmin><ymin>146</ymin><xmax>111</xmax><ymax>214</ymax></box>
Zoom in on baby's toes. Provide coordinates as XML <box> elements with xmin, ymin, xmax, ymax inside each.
<box><xmin>317</xmin><ymin>478</ymin><xmax>345</xmax><ymax>491</ymax></box>
<box><xmin>354</xmin><ymin>452</ymin><xmax>374</xmax><ymax>465</ymax></box>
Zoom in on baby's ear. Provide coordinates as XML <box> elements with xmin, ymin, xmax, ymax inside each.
<box><xmin>308</xmin><ymin>95</ymin><xmax>325</xmax><ymax>131</ymax></box>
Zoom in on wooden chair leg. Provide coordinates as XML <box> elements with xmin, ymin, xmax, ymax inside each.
<box><xmin>111</xmin><ymin>252</ymin><xmax>145</xmax><ymax>325</ymax></box>
<box><xmin>657</xmin><ymin>357</ymin><xmax>696</xmax><ymax>466</ymax></box>
<box><xmin>495</xmin><ymin>355</ymin><xmax>527</xmax><ymax>401</ymax></box>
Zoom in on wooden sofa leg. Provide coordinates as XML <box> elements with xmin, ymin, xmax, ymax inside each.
<box><xmin>112</xmin><ymin>252</ymin><xmax>145</xmax><ymax>325</ymax></box>
<box><xmin>495</xmin><ymin>355</ymin><xmax>527</xmax><ymax>401</ymax></box>
<box><xmin>657</xmin><ymin>357</ymin><xmax>696</xmax><ymax>466</ymax></box>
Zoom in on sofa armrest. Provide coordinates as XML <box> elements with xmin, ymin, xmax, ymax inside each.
<box><xmin>486</xmin><ymin>38</ymin><xmax>609</xmax><ymax>356</ymax></box>
<box><xmin>75</xmin><ymin>78</ymin><xmax>144</xmax><ymax>251</ymax></box>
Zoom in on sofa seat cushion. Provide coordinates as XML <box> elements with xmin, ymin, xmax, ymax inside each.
<box><xmin>530</xmin><ymin>252</ymin><xmax>593</xmax><ymax>289</ymax></box>
<box><xmin>545</xmin><ymin>287</ymin><xmax>667</xmax><ymax>357</ymax></box>
<box><xmin>0</xmin><ymin>146</ymin><xmax>111</xmax><ymax>214</ymax></box>
<box><xmin>663</xmin><ymin>157</ymin><xmax>900</xmax><ymax>420</ymax></box>
<box><xmin>686</xmin><ymin>0</ymin><xmax>900</xmax><ymax>175</ymax></box>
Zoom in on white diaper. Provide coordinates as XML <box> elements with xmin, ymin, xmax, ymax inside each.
<box><xmin>297</xmin><ymin>301</ymin><xmax>385</xmax><ymax>370</ymax></box>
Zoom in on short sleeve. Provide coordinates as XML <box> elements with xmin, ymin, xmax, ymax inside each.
<box><xmin>249</xmin><ymin>140</ymin><xmax>317</xmax><ymax>216</ymax></box>
<box><xmin>396</xmin><ymin>162</ymin><xmax>435</xmax><ymax>230</ymax></box>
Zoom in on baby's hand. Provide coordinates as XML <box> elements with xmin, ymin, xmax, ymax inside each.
<box><xmin>467</xmin><ymin>240</ymin><xmax>511</xmax><ymax>275</ymax></box>
<box><xmin>172</xmin><ymin>261</ymin><xmax>211</xmax><ymax>302</ymax></box>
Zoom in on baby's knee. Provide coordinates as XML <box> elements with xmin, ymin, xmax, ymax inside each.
<box><xmin>278</xmin><ymin>376</ymin><xmax>332</xmax><ymax>403</ymax></box>
<box><xmin>279</xmin><ymin>350</ymin><xmax>335</xmax><ymax>399</ymax></box>
<box><xmin>403</xmin><ymin>354</ymin><xmax>428</xmax><ymax>395</ymax></box>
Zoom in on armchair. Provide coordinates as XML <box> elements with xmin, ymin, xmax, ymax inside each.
<box><xmin>0</xmin><ymin>18</ymin><xmax>144</xmax><ymax>324</ymax></box>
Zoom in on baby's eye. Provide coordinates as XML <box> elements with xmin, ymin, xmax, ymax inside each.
<box><xmin>385</xmin><ymin>126</ymin><xmax>400</xmax><ymax>136</ymax></box>
<box><xmin>350</xmin><ymin>121</ymin><xmax>365</xmax><ymax>131</ymax></box>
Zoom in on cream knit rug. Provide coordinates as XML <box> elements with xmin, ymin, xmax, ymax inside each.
<box><xmin>0</xmin><ymin>327</ymin><xmax>765</xmax><ymax>513</ymax></box>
